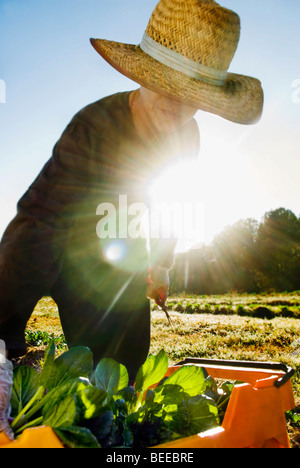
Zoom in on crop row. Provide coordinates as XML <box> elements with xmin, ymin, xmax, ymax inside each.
<box><xmin>155</xmin><ymin>297</ymin><xmax>300</xmax><ymax>320</ymax></box>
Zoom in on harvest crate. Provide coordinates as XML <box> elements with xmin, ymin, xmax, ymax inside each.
<box><xmin>0</xmin><ymin>359</ymin><xmax>295</xmax><ymax>449</ymax></box>
<box><xmin>154</xmin><ymin>358</ymin><xmax>296</xmax><ymax>448</ymax></box>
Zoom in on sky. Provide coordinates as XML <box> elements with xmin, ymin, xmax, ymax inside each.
<box><xmin>0</xmin><ymin>0</ymin><xmax>299</xmax><ymax>249</ymax></box>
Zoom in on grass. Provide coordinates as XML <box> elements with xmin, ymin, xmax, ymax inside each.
<box><xmin>23</xmin><ymin>292</ymin><xmax>300</xmax><ymax>447</ymax></box>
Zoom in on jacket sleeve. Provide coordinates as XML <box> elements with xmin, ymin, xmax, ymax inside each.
<box><xmin>19</xmin><ymin>117</ymin><xmax>102</xmax><ymax>223</ymax></box>
<box><xmin>0</xmin><ymin>115</ymin><xmax>102</xmax><ymax>286</ymax></box>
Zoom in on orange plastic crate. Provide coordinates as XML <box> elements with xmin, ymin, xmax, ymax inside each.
<box><xmin>154</xmin><ymin>358</ymin><xmax>296</xmax><ymax>448</ymax></box>
<box><xmin>0</xmin><ymin>425</ymin><xmax>64</xmax><ymax>449</ymax></box>
<box><xmin>0</xmin><ymin>359</ymin><xmax>295</xmax><ymax>449</ymax></box>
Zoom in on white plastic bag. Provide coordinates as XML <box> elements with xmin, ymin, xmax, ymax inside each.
<box><xmin>0</xmin><ymin>340</ymin><xmax>14</xmax><ymax>440</ymax></box>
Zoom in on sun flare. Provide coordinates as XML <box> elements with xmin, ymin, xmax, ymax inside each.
<box><xmin>148</xmin><ymin>161</ymin><xmax>203</xmax><ymax>204</ymax></box>
<box><xmin>146</xmin><ymin>161</ymin><xmax>206</xmax><ymax>251</ymax></box>
<box><xmin>146</xmin><ymin>143</ymin><xmax>254</xmax><ymax>252</ymax></box>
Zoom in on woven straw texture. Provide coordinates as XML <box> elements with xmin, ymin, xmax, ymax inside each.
<box><xmin>91</xmin><ymin>0</ymin><xmax>264</xmax><ymax>124</ymax></box>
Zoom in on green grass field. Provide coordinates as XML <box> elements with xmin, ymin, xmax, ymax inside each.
<box><xmin>24</xmin><ymin>292</ymin><xmax>300</xmax><ymax>447</ymax></box>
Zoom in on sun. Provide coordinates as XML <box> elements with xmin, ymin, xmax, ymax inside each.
<box><xmin>146</xmin><ymin>160</ymin><xmax>206</xmax><ymax>251</ymax></box>
<box><xmin>145</xmin><ymin>141</ymin><xmax>254</xmax><ymax>251</ymax></box>
<box><xmin>148</xmin><ymin>161</ymin><xmax>202</xmax><ymax>204</ymax></box>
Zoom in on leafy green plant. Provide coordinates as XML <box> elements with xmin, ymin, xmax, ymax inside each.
<box><xmin>9</xmin><ymin>345</ymin><xmax>228</xmax><ymax>448</ymax></box>
<box><xmin>286</xmin><ymin>409</ymin><xmax>300</xmax><ymax>427</ymax></box>
<box><xmin>10</xmin><ymin>344</ymin><xmax>99</xmax><ymax>447</ymax></box>
<box><xmin>25</xmin><ymin>329</ymin><xmax>67</xmax><ymax>349</ymax></box>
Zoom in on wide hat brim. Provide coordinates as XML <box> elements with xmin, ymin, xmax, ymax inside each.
<box><xmin>90</xmin><ymin>38</ymin><xmax>264</xmax><ymax>125</ymax></box>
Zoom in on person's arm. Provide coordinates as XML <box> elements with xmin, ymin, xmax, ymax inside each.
<box><xmin>147</xmin><ymin>239</ymin><xmax>176</xmax><ymax>307</ymax></box>
<box><xmin>0</xmin><ymin>113</ymin><xmax>102</xmax><ymax>291</ymax></box>
<box><xmin>147</xmin><ymin>118</ymin><xmax>200</xmax><ymax>306</ymax></box>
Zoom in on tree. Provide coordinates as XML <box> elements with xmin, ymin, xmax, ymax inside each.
<box><xmin>255</xmin><ymin>208</ymin><xmax>300</xmax><ymax>291</ymax></box>
<box><xmin>211</xmin><ymin>218</ymin><xmax>259</xmax><ymax>292</ymax></box>
<box><xmin>169</xmin><ymin>208</ymin><xmax>300</xmax><ymax>294</ymax></box>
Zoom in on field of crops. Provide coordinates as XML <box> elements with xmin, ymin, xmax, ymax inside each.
<box><xmin>23</xmin><ymin>292</ymin><xmax>300</xmax><ymax>447</ymax></box>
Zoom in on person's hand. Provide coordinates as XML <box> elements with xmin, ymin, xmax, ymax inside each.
<box><xmin>147</xmin><ymin>266</ymin><xmax>170</xmax><ymax>308</ymax></box>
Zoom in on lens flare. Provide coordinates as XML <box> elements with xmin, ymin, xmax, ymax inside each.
<box><xmin>104</xmin><ymin>241</ymin><xmax>127</xmax><ymax>263</ymax></box>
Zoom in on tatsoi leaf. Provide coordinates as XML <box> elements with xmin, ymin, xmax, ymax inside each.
<box><xmin>39</xmin><ymin>341</ymin><xmax>55</xmax><ymax>388</ymax></box>
<box><xmin>153</xmin><ymin>384</ymin><xmax>188</xmax><ymax>406</ymax></box>
<box><xmin>54</xmin><ymin>426</ymin><xmax>100</xmax><ymax>448</ymax></box>
<box><xmin>43</xmin><ymin>394</ymin><xmax>79</xmax><ymax>428</ymax></box>
<box><xmin>10</xmin><ymin>366</ymin><xmax>40</xmax><ymax>417</ymax></box>
<box><xmin>93</xmin><ymin>358</ymin><xmax>129</xmax><ymax>394</ymax></box>
<box><xmin>85</xmin><ymin>411</ymin><xmax>122</xmax><ymax>448</ymax></box>
<box><xmin>169</xmin><ymin>394</ymin><xmax>219</xmax><ymax>436</ymax></box>
<box><xmin>135</xmin><ymin>350</ymin><xmax>168</xmax><ymax>394</ymax></box>
<box><xmin>80</xmin><ymin>386</ymin><xmax>107</xmax><ymax>419</ymax></box>
<box><xmin>91</xmin><ymin>411</ymin><xmax>114</xmax><ymax>440</ymax></box>
<box><xmin>41</xmin><ymin>378</ymin><xmax>90</xmax><ymax>416</ymax></box>
<box><xmin>165</xmin><ymin>366</ymin><xmax>208</xmax><ymax>397</ymax></box>
<box><xmin>116</xmin><ymin>386</ymin><xmax>137</xmax><ymax>408</ymax></box>
<box><xmin>43</xmin><ymin>346</ymin><xmax>93</xmax><ymax>390</ymax></box>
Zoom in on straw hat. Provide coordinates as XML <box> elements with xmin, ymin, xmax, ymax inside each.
<box><xmin>91</xmin><ymin>0</ymin><xmax>264</xmax><ymax>125</ymax></box>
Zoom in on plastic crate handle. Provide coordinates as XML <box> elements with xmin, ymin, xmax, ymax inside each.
<box><xmin>175</xmin><ymin>358</ymin><xmax>295</xmax><ymax>388</ymax></box>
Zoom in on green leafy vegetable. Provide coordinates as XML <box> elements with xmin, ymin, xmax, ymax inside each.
<box><xmin>93</xmin><ymin>358</ymin><xmax>128</xmax><ymax>395</ymax></box>
<box><xmin>79</xmin><ymin>385</ymin><xmax>107</xmax><ymax>419</ymax></box>
<box><xmin>135</xmin><ymin>349</ymin><xmax>168</xmax><ymax>409</ymax></box>
<box><xmin>10</xmin><ymin>366</ymin><xmax>40</xmax><ymax>417</ymax></box>
<box><xmin>9</xmin><ymin>344</ymin><xmax>233</xmax><ymax>448</ymax></box>
<box><xmin>165</xmin><ymin>365</ymin><xmax>208</xmax><ymax>397</ymax></box>
<box><xmin>54</xmin><ymin>426</ymin><xmax>100</xmax><ymax>449</ymax></box>
<box><xmin>43</xmin><ymin>394</ymin><xmax>79</xmax><ymax>428</ymax></box>
<box><xmin>168</xmin><ymin>394</ymin><xmax>219</xmax><ymax>436</ymax></box>
<box><xmin>41</xmin><ymin>345</ymin><xmax>93</xmax><ymax>390</ymax></box>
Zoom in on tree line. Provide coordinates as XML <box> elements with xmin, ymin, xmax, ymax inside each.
<box><xmin>170</xmin><ymin>208</ymin><xmax>300</xmax><ymax>294</ymax></box>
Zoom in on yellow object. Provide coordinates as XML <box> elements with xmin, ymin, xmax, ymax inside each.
<box><xmin>0</xmin><ymin>426</ymin><xmax>63</xmax><ymax>449</ymax></box>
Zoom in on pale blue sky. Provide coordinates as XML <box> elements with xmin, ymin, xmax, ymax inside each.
<box><xmin>0</xmin><ymin>0</ymin><xmax>299</xmax><ymax>245</ymax></box>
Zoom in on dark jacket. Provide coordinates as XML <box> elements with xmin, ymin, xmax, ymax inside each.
<box><xmin>1</xmin><ymin>91</ymin><xmax>199</xmax><ymax>283</ymax></box>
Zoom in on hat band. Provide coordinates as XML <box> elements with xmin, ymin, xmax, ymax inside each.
<box><xmin>140</xmin><ymin>32</ymin><xmax>227</xmax><ymax>86</ymax></box>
